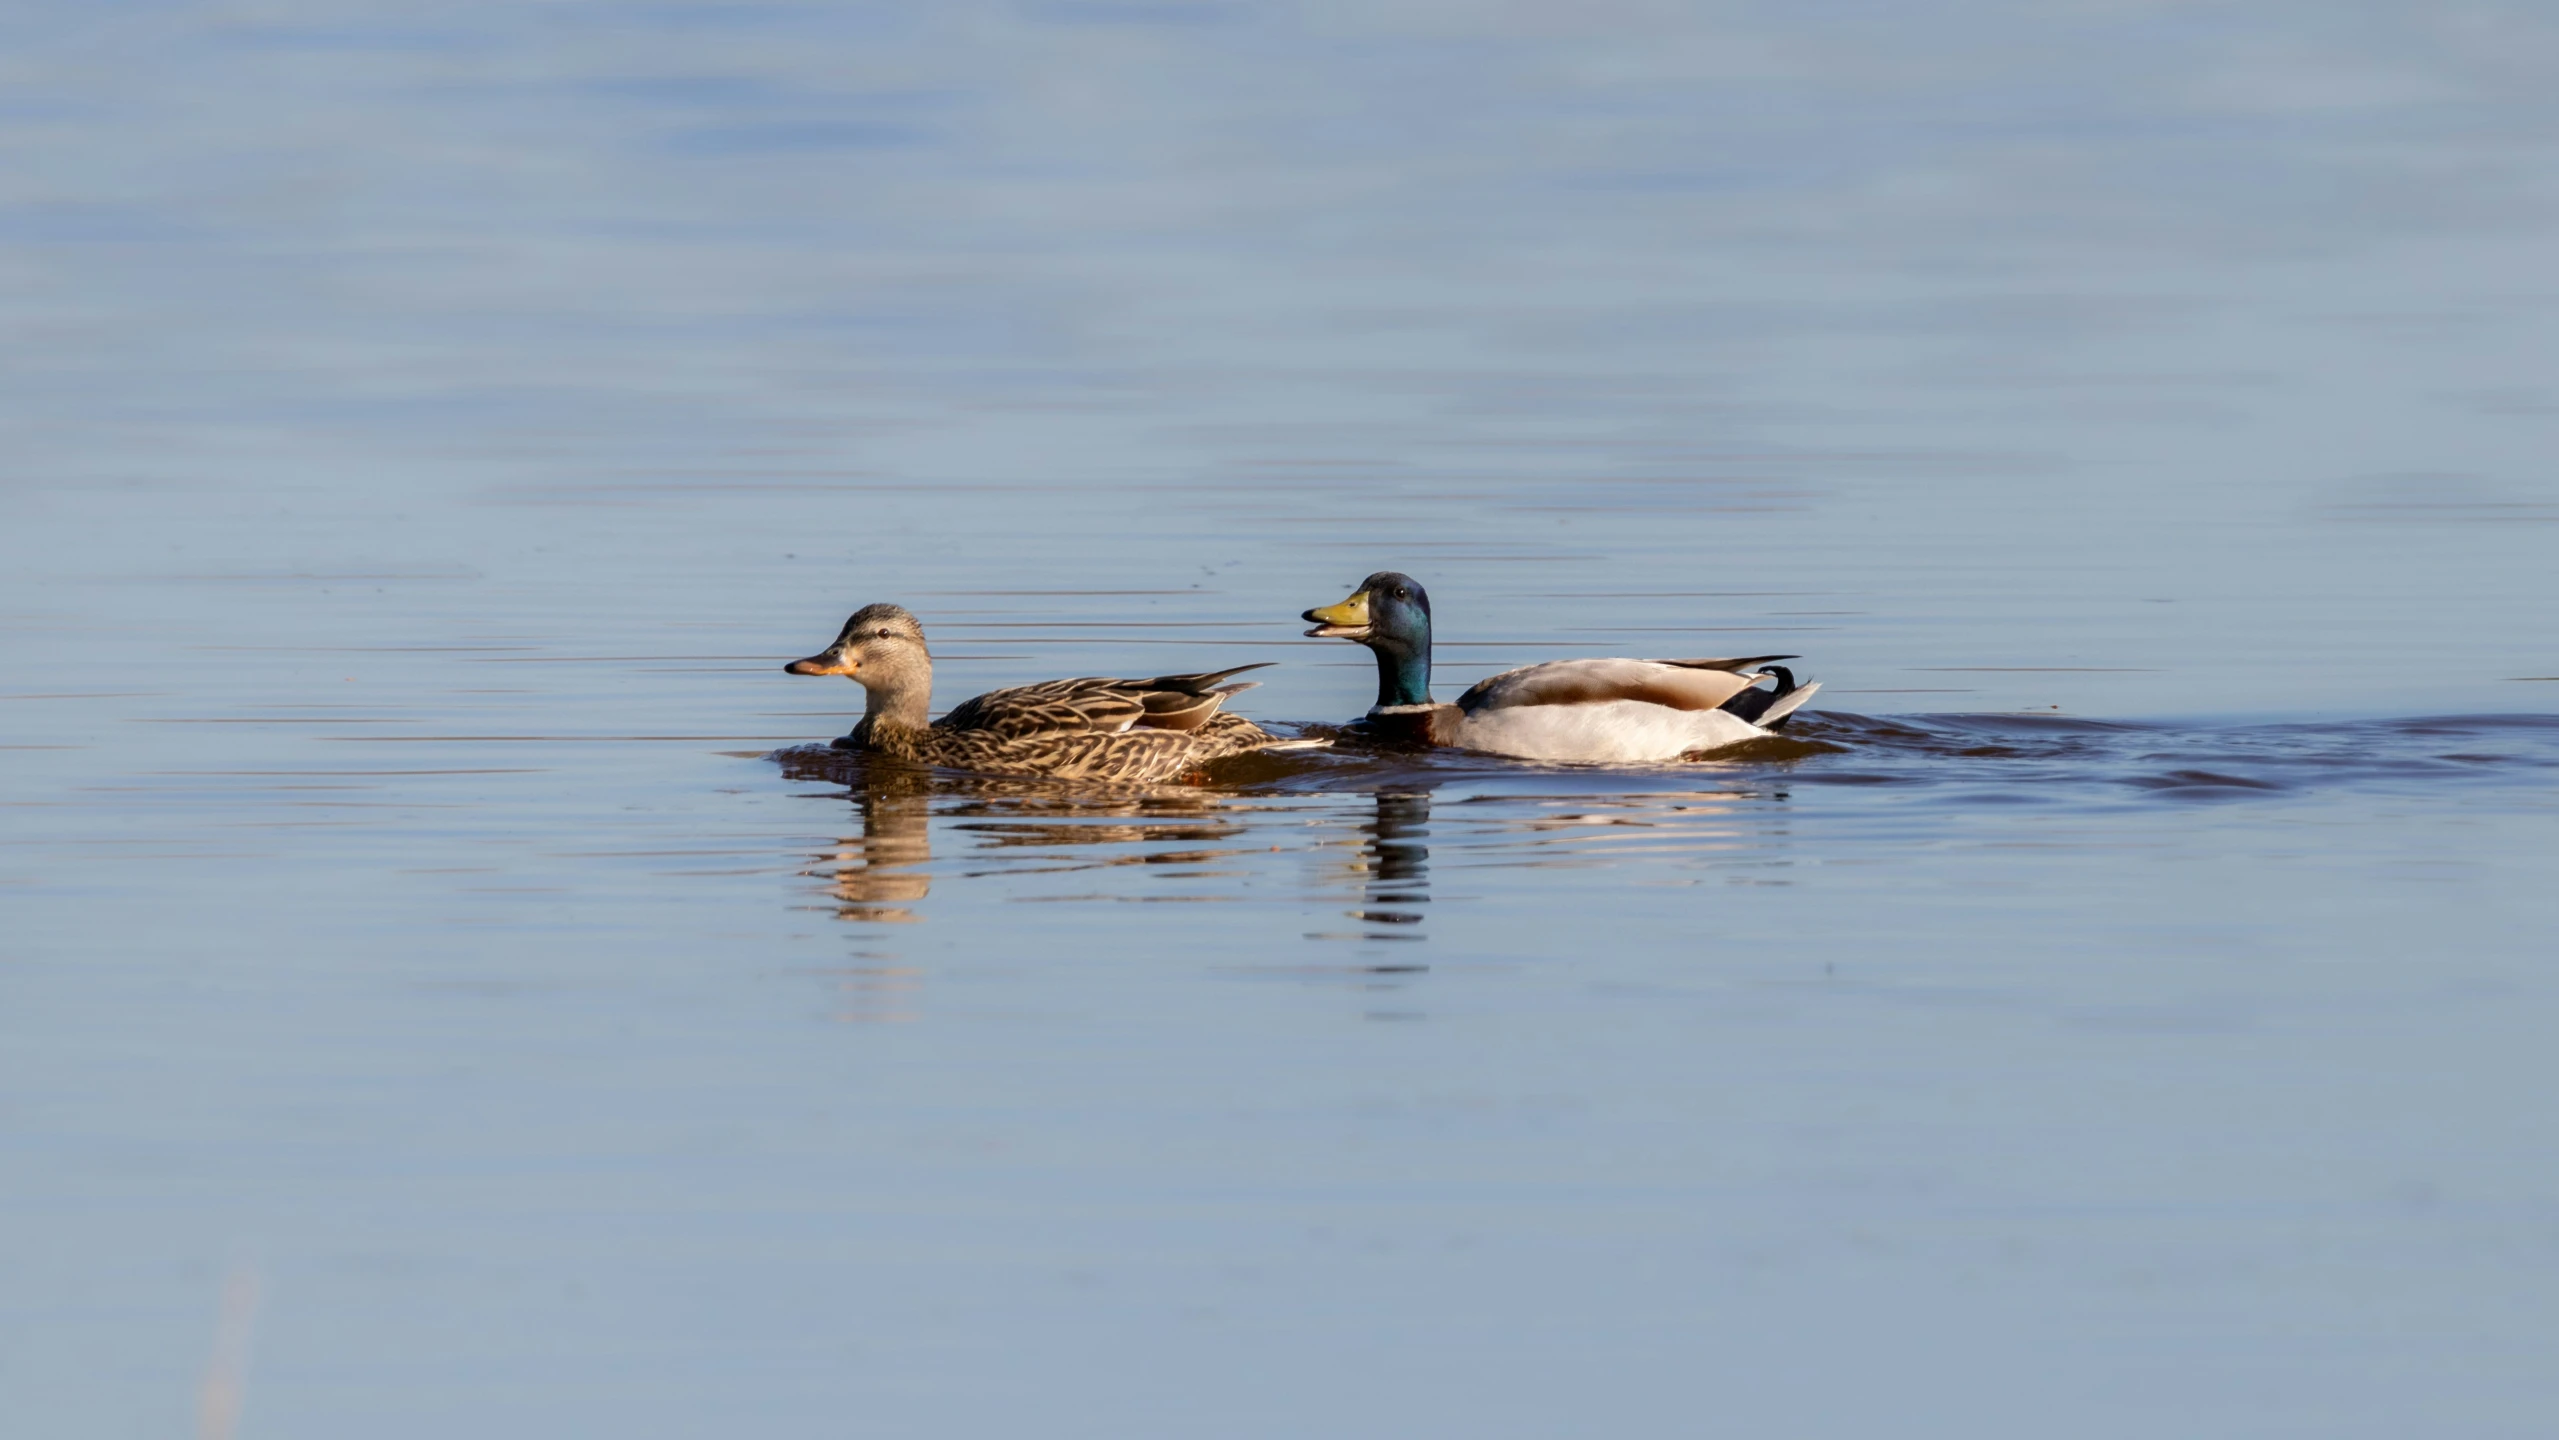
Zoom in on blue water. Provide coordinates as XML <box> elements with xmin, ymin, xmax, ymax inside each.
<box><xmin>5</xmin><ymin>4</ymin><xmax>2559</xmax><ymax>1436</ymax></box>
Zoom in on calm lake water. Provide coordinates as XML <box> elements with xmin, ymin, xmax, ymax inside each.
<box><xmin>6</xmin><ymin>4</ymin><xmax>2559</xmax><ymax>1436</ymax></box>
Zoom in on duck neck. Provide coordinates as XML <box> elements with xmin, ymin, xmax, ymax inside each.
<box><xmin>1370</xmin><ymin>639</ymin><xmax>1433</xmax><ymax>710</ymax></box>
<box><xmin>859</xmin><ymin>667</ymin><xmax>934</xmax><ymax>734</ymax></box>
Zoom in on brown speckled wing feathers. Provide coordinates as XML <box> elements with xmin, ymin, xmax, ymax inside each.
<box><xmin>861</xmin><ymin>663</ymin><xmax>1293</xmax><ymax>783</ymax></box>
<box><xmin>937</xmin><ymin>678</ymin><xmax>1142</xmax><ymax>737</ymax></box>
<box><xmin>936</xmin><ymin>664</ymin><xmax>1271</xmax><ymax>741</ymax></box>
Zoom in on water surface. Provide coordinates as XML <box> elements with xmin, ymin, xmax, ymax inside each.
<box><xmin>5</xmin><ymin>4</ymin><xmax>2559</xmax><ymax>1436</ymax></box>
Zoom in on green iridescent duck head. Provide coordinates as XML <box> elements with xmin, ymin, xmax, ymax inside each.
<box><xmin>1303</xmin><ymin>570</ymin><xmax>1434</xmax><ymax>710</ymax></box>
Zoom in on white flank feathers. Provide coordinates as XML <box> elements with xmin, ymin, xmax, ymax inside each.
<box><xmin>1454</xmin><ymin>700</ymin><xmax>1772</xmax><ymax>763</ymax></box>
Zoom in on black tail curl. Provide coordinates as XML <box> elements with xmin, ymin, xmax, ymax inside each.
<box><xmin>1718</xmin><ymin>666</ymin><xmax>1802</xmax><ymax>728</ymax></box>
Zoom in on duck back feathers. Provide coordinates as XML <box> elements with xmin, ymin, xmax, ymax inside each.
<box><xmin>1456</xmin><ymin>656</ymin><xmax>1795</xmax><ymax>717</ymax></box>
<box><xmin>936</xmin><ymin>664</ymin><xmax>1270</xmax><ymax>739</ymax></box>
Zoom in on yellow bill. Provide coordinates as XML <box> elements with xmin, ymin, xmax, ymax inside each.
<box><xmin>1301</xmin><ymin>589</ymin><xmax>1372</xmax><ymax>639</ymax></box>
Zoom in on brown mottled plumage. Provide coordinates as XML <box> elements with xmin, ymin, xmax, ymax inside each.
<box><xmin>785</xmin><ymin>603</ymin><xmax>1321</xmax><ymax>783</ymax></box>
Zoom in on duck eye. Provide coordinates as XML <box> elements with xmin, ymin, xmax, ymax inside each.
<box><xmin>1393</xmin><ymin>587</ymin><xmax>1408</xmax><ymax>599</ymax></box>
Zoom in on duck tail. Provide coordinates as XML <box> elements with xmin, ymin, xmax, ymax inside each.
<box><xmin>1757</xmin><ymin>680</ymin><xmax>1820</xmax><ymax>729</ymax></box>
<box><xmin>1718</xmin><ymin>667</ymin><xmax>1821</xmax><ymax>729</ymax></box>
<box><xmin>1144</xmin><ymin>662</ymin><xmax>1274</xmax><ymax>694</ymax></box>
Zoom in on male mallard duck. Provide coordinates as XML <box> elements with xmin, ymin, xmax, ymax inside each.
<box><xmin>786</xmin><ymin>603</ymin><xmax>1322</xmax><ymax>783</ymax></box>
<box><xmin>1301</xmin><ymin>571</ymin><xmax>1819</xmax><ymax>763</ymax></box>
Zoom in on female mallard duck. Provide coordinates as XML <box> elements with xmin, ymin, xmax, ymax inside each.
<box><xmin>786</xmin><ymin>603</ymin><xmax>1322</xmax><ymax>783</ymax></box>
<box><xmin>1302</xmin><ymin>571</ymin><xmax>1819</xmax><ymax>763</ymax></box>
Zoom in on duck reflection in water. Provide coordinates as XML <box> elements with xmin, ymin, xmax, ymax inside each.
<box><xmin>1344</xmin><ymin>788</ymin><xmax>1433</xmax><ymax>947</ymax></box>
<box><xmin>806</xmin><ymin>760</ymin><xmax>935</xmax><ymax>923</ymax></box>
<box><xmin>777</xmin><ymin>747</ymin><xmax>1258</xmax><ymax>920</ymax></box>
